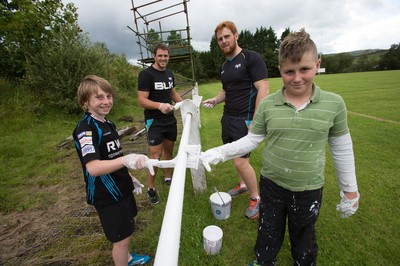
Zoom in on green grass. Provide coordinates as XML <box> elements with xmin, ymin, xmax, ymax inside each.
<box><xmin>0</xmin><ymin>71</ymin><xmax>399</xmax><ymax>265</ymax></box>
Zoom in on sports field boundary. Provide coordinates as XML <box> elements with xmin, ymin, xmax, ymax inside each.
<box><xmin>348</xmin><ymin>111</ymin><xmax>400</xmax><ymax>125</ymax></box>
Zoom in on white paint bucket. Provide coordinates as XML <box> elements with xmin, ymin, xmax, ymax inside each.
<box><xmin>209</xmin><ymin>192</ymin><xmax>231</xmax><ymax>220</ymax></box>
<box><xmin>203</xmin><ymin>225</ymin><xmax>223</xmax><ymax>255</ymax></box>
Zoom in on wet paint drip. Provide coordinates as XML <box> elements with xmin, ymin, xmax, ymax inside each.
<box><xmin>309</xmin><ymin>200</ymin><xmax>319</xmax><ymax>216</ymax></box>
<box><xmin>291</xmin><ymin>195</ymin><xmax>299</xmax><ymax>212</ymax></box>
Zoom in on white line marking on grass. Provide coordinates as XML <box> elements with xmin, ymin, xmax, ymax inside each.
<box><xmin>348</xmin><ymin>111</ymin><xmax>400</xmax><ymax>125</ymax></box>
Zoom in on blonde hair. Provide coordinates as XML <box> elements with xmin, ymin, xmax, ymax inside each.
<box><xmin>77</xmin><ymin>75</ymin><xmax>114</xmax><ymax>111</ymax></box>
<box><xmin>214</xmin><ymin>21</ymin><xmax>238</xmax><ymax>39</ymax></box>
<box><xmin>279</xmin><ymin>28</ymin><xmax>318</xmax><ymax>65</ymax></box>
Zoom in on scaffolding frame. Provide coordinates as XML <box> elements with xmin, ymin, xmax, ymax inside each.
<box><xmin>128</xmin><ymin>0</ymin><xmax>196</xmax><ymax>81</ymax></box>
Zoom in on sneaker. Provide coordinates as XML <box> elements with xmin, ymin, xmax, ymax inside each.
<box><xmin>147</xmin><ymin>188</ymin><xmax>159</xmax><ymax>204</ymax></box>
<box><xmin>248</xmin><ymin>259</ymin><xmax>261</xmax><ymax>266</ymax></box>
<box><xmin>164</xmin><ymin>178</ymin><xmax>172</xmax><ymax>186</ymax></box>
<box><xmin>227</xmin><ymin>183</ymin><xmax>248</xmax><ymax>197</ymax></box>
<box><xmin>245</xmin><ymin>197</ymin><xmax>260</xmax><ymax>219</ymax></box>
<box><xmin>128</xmin><ymin>252</ymin><xmax>150</xmax><ymax>265</ymax></box>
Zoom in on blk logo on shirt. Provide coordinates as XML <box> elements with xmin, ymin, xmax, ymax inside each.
<box><xmin>154</xmin><ymin>81</ymin><xmax>173</xmax><ymax>90</ymax></box>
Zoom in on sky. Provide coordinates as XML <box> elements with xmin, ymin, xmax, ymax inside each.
<box><xmin>62</xmin><ymin>0</ymin><xmax>400</xmax><ymax>64</ymax></box>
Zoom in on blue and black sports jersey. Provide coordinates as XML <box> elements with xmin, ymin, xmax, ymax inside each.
<box><xmin>72</xmin><ymin>112</ymin><xmax>135</xmax><ymax>207</ymax></box>
<box><xmin>138</xmin><ymin>65</ymin><xmax>176</xmax><ymax>120</ymax></box>
<box><xmin>221</xmin><ymin>49</ymin><xmax>268</xmax><ymax>117</ymax></box>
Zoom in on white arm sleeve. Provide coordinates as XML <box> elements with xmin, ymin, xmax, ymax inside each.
<box><xmin>215</xmin><ymin>132</ymin><xmax>264</xmax><ymax>162</ymax></box>
<box><xmin>328</xmin><ymin>133</ymin><xmax>358</xmax><ymax>192</ymax></box>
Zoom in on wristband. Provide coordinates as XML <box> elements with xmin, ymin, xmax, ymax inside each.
<box><xmin>158</xmin><ymin>103</ymin><xmax>164</xmax><ymax>110</ymax></box>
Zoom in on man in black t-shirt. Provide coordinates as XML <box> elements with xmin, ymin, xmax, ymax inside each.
<box><xmin>203</xmin><ymin>21</ymin><xmax>269</xmax><ymax>219</ymax></box>
<box><xmin>138</xmin><ymin>43</ymin><xmax>183</xmax><ymax>204</ymax></box>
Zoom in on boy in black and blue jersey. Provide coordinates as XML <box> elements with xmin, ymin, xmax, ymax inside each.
<box><xmin>73</xmin><ymin>75</ymin><xmax>156</xmax><ymax>265</ymax></box>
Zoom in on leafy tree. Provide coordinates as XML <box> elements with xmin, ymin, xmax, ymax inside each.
<box><xmin>379</xmin><ymin>43</ymin><xmax>400</xmax><ymax>70</ymax></box>
<box><xmin>238</xmin><ymin>29</ymin><xmax>255</xmax><ymax>51</ymax></box>
<box><xmin>261</xmin><ymin>27</ymin><xmax>279</xmax><ymax>77</ymax></box>
<box><xmin>167</xmin><ymin>30</ymin><xmax>186</xmax><ymax>47</ymax></box>
<box><xmin>320</xmin><ymin>54</ymin><xmax>339</xmax><ymax>73</ymax></box>
<box><xmin>336</xmin><ymin>53</ymin><xmax>354</xmax><ymax>73</ymax></box>
<box><xmin>199</xmin><ymin>25</ymin><xmax>281</xmax><ymax>79</ymax></box>
<box><xmin>279</xmin><ymin>27</ymin><xmax>291</xmax><ymax>45</ymax></box>
<box><xmin>164</xmin><ymin>29</ymin><xmax>198</xmax><ymax>81</ymax></box>
<box><xmin>321</xmin><ymin>53</ymin><xmax>354</xmax><ymax>73</ymax></box>
<box><xmin>24</xmin><ymin>33</ymin><xmax>108</xmax><ymax>113</ymax></box>
<box><xmin>353</xmin><ymin>54</ymin><xmax>380</xmax><ymax>72</ymax></box>
<box><xmin>145</xmin><ymin>28</ymin><xmax>161</xmax><ymax>56</ymax></box>
<box><xmin>24</xmin><ymin>30</ymin><xmax>136</xmax><ymax>113</ymax></box>
<box><xmin>208</xmin><ymin>36</ymin><xmax>225</xmax><ymax>78</ymax></box>
<box><xmin>253</xmin><ymin>27</ymin><xmax>269</xmax><ymax>54</ymax></box>
<box><xmin>196</xmin><ymin>51</ymin><xmax>212</xmax><ymax>79</ymax></box>
<box><xmin>0</xmin><ymin>0</ymin><xmax>79</xmax><ymax>78</ymax></box>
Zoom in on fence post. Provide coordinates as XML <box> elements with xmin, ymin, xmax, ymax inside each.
<box><xmin>189</xmin><ymin>83</ymin><xmax>207</xmax><ymax>193</ymax></box>
<box><xmin>153</xmin><ymin>97</ymin><xmax>206</xmax><ymax>265</ymax></box>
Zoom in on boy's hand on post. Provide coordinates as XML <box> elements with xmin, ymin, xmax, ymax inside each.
<box><xmin>122</xmin><ymin>154</ymin><xmax>157</xmax><ymax>176</ymax></box>
<box><xmin>122</xmin><ymin>154</ymin><xmax>148</xmax><ymax>169</ymax></box>
<box><xmin>336</xmin><ymin>191</ymin><xmax>360</xmax><ymax>218</ymax></box>
<box><xmin>122</xmin><ymin>154</ymin><xmax>149</xmax><ymax>169</ymax></box>
<box><xmin>145</xmin><ymin>159</ymin><xmax>158</xmax><ymax>176</ymax></box>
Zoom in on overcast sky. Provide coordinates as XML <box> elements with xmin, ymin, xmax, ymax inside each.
<box><xmin>62</xmin><ymin>0</ymin><xmax>399</xmax><ymax>64</ymax></box>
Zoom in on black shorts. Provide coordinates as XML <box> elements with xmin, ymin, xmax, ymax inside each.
<box><xmin>145</xmin><ymin>116</ymin><xmax>178</xmax><ymax>146</ymax></box>
<box><xmin>221</xmin><ymin>115</ymin><xmax>251</xmax><ymax>158</ymax></box>
<box><xmin>95</xmin><ymin>193</ymin><xmax>137</xmax><ymax>243</ymax></box>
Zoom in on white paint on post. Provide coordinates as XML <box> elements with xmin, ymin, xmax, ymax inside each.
<box><xmin>189</xmin><ymin>84</ymin><xmax>207</xmax><ymax>193</ymax></box>
<box><xmin>153</xmin><ymin>99</ymin><xmax>200</xmax><ymax>266</ymax></box>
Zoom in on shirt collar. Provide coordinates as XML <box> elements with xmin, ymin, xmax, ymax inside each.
<box><xmin>275</xmin><ymin>83</ymin><xmax>321</xmax><ymax>106</ymax></box>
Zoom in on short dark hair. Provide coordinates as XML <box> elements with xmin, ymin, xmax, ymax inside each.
<box><xmin>153</xmin><ymin>43</ymin><xmax>170</xmax><ymax>56</ymax></box>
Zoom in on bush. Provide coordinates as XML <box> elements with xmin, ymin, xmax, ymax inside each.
<box><xmin>24</xmin><ymin>32</ymin><xmax>138</xmax><ymax>114</ymax></box>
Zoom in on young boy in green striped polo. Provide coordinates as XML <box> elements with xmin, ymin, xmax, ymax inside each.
<box><xmin>201</xmin><ymin>28</ymin><xmax>360</xmax><ymax>266</ymax></box>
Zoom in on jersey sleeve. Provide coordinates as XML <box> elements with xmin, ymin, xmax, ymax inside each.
<box><xmin>138</xmin><ymin>70</ymin><xmax>152</xmax><ymax>92</ymax></box>
<box><xmin>248</xmin><ymin>50</ymin><xmax>268</xmax><ymax>82</ymax></box>
<box><xmin>74</xmin><ymin>122</ymin><xmax>101</xmax><ymax>164</ymax></box>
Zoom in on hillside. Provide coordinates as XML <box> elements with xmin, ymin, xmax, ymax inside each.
<box><xmin>323</xmin><ymin>48</ymin><xmax>388</xmax><ymax>57</ymax></box>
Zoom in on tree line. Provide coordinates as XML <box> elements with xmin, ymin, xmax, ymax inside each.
<box><xmin>169</xmin><ymin>30</ymin><xmax>399</xmax><ymax>80</ymax></box>
<box><xmin>1</xmin><ymin>0</ymin><xmax>399</xmax><ymax>114</ymax></box>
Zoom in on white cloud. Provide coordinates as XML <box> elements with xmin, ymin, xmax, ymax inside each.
<box><xmin>63</xmin><ymin>0</ymin><xmax>400</xmax><ymax>61</ymax></box>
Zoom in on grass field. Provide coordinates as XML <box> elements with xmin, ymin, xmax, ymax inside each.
<box><xmin>0</xmin><ymin>70</ymin><xmax>399</xmax><ymax>265</ymax></box>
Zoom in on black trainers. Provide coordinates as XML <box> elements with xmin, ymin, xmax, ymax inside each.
<box><xmin>147</xmin><ymin>188</ymin><xmax>159</xmax><ymax>204</ymax></box>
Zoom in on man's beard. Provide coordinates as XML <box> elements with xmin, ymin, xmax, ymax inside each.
<box><xmin>221</xmin><ymin>42</ymin><xmax>237</xmax><ymax>57</ymax></box>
